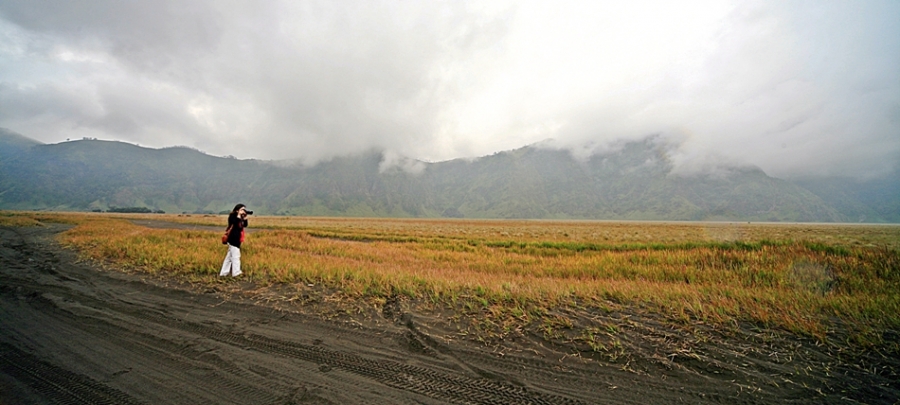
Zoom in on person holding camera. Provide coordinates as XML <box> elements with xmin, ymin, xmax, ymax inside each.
<box><xmin>220</xmin><ymin>203</ymin><xmax>252</xmax><ymax>277</ymax></box>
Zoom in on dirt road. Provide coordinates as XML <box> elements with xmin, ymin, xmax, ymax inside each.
<box><xmin>1</xmin><ymin>225</ymin><xmax>896</xmax><ymax>404</ymax></box>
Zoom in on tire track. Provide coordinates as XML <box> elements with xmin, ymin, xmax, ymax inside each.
<box><xmin>120</xmin><ymin>306</ymin><xmax>587</xmax><ymax>405</ymax></box>
<box><xmin>0</xmin><ymin>343</ymin><xmax>144</xmax><ymax>405</ymax></box>
<box><xmin>13</xmin><ymin>287</ymin><xmax>580</xmax><ymax>404</ymax></box>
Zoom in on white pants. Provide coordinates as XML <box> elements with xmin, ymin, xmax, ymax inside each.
<box><xmin>219</xmin><ymin>244</ymin><xmax>242</xmax><ymax>277</ymax></box>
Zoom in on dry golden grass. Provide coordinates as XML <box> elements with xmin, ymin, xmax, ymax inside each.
<box><xmin>4</xmin><ymin>211</ymin><xmax>899</xmax><ymax>347</ymax></box>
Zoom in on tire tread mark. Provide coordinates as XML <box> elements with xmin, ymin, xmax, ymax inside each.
<box><xmin>0</xmin><ymin>342</ymin><xmax>144</xmax><ymax>405</ymax></box>
<box><xmin>137</xmin><ymin>311</ymin><xmax>586</xmax><ymax>405</ymax></box>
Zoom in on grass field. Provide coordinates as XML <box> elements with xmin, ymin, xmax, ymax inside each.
<box><xmin>4</xmin><ymin>211</ymin><xmax>899</xmax><ymax>351</ymax></box>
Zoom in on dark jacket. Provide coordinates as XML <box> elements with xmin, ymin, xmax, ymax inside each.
<box><xmin>226</xmin><ymin>213</ymin><xmax>248</xmax><ymax>248</ymax></box>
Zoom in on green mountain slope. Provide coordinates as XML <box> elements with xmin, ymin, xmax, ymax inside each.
<box><xmin>794</xmin><ymin>172</ymin><xmax>900</xmax><ymax>223</ymax></box>
<box><xmin>0</xmin><ymin>129</ymin><xmax>890</xmax><ymax>222</ymax></box>
<box><xmin>419</xmin><ymin>140</ymin><xmax>843</xmax><ymax>221</ymax></box>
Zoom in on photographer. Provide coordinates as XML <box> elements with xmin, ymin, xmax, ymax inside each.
<box><xmin>219</xmin><ymin>203</ymin><xmax>251</xmax><ymax>277</ymax></box>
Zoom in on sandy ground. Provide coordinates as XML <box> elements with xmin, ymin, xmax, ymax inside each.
<box><xmin>1</xmin><ymin>224</ymin><xmax>897</xmax><ymax>404</ymax></box>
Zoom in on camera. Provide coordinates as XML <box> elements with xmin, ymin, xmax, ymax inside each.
<box><xmin>245</xmin><ymin>210</ymin><xmax>253</xmax><ymax>215</ymax></box>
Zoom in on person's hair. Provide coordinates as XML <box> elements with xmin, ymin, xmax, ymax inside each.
<box><xmin>231</xmin><ymin>203</ymin><xmax>246</xmax><ymax>215</ymax></box>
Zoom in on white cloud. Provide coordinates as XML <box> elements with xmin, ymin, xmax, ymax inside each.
<box><xmin>378</xmin><ymin>150</ymin><xmax>427</xmax><ymax>175</ymax></box>
<box><xmin>0</xmin><ymin>0</ymin><xmax>897</xmax><ymax>179</ymax></box>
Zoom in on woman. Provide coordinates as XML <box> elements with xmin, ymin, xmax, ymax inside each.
<box><xmin>220</xmin><ymin>203</ymin><xmax>249</xmax><ymax>277</ymax></box>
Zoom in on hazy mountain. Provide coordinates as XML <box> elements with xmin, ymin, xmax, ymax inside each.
<box><xmin>0</xmin><ymin>129</ymin><xmax>894</xmax><ymax>222</ymax></box>
<box><xmin>793</xmin><ymin>173</ymin><xmax>900</xmax><ymax>223</ymax></box>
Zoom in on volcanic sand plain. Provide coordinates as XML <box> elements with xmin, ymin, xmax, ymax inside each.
<box><xmin>1</xmin><ymin>214</ymin><xmax>898</xmax><ymax>404</ymax></box>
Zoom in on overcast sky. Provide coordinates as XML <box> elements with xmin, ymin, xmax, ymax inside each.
<box><xmin>1</xmin><ymin>1</ymin><xmax>897</xmax><ymax>179</ymax></box>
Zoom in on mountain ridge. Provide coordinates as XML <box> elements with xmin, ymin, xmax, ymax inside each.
<box><xmin>1</xmin><ymin>129</ymin><xmax>895</xmax><ymax>222</ymax></box>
